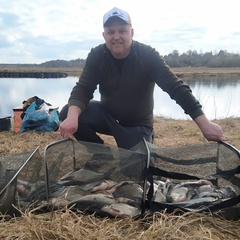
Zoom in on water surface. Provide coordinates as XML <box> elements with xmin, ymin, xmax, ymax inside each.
<box><xmin>0</xmin><ymin>77</ymin><xmax>239</xmax><ymax>120</ymax></box>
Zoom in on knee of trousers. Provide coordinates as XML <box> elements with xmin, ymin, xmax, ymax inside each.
<box><xmin>59</xmin><ymin>104</ymin><xmax>68</xmax><ymax>121</ymax></box>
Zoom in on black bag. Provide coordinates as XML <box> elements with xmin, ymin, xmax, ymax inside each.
<box><xmin>0</xmin><ymin>116</ymin><xmax>11</xmax><ymax>131</ymax></box>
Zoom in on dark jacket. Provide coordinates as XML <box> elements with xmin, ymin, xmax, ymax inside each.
<box><xmin>69</xmin><ymin>40</ymin><xmax>203</xmax><ymax>128</ymax></box>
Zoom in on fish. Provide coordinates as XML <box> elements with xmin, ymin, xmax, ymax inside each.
<box><xmin>58</xmin><ymin>168</ymin><xmax>111</xmax><ymax>186</ymax></box>
<box><xmin>152</xmin><ymin>188</ymin><xmax>166</xmax><ymax>203</ymax></box>
<box><xmin>166</xmin><ymin>185</ymin><xmax>198</xmax><ymax>203</ymax></box>
<box><xmin>151</xmin><ymin>180</ymin><xmax>170</xmax><ymax>202</ymax></box>
<box><xmin>68</xmin><ymin>193</ymin><xmax>116</xmax><ymax>215</ymax></box>
<box><xmin>16</xmin><ymin>179</ymin><xmax>46</xmax><ymax>201</ymax></box>
<box><xmin>90</xmin><ymin>180</ymin><xmax>117</xmax><ymax>193</ymax></box>
<box><xmin>45</xmin><ymin>185</ymin><xmax>90</xmax><ymax>209</ymax></box>
<box><xmin>49</xmin><ymin>185</ymin><xmax>88</xmax><ymax>199</ymax></box>
<box><xmin>215</xmin><ymin>186</ymin><xmax>237</xmax><ymax>199</ymax></box>
<box><xmin>112</xmin><ymin>181</ymin><xmax>143</xmax><ymax>207</ymax></box>
<box><xmin>164</xmin><ymin>179</ymin><xmax>215</xmax><ymax>203</ymax></box>
<box><xmin>101</xmin><ymin>202</ymin><xmax>141</xmax><ymax>218</ymax></box>
<box><xmin>115</xmin><ymin>196</ymin><xmax>136</xmax><ymax>206</ymax></box>
<box><xmin>197</xmin><ymin>184</ymin><xmax>214</xmax><ymax>194</ymax></box>
<box><xmin>51</xmin><ymin>179</ymin><xmax>113</xmax><ymax>193</ymax></box>
<box><xmin>173</xmin><ymin>179</ymin><xmax>214</xmax><ymax>189</ymax></box>
<box><xmin>72</xmin><ymin>180</ymin><xmax>103</xmax><ymax>192</ymax></box>
<box><xmin>151</xmin><ymin>178</ymin><xmax>238</xmax><ymax>212</ymax></box>
<box><xmin>169</xmin><ymin>196</ymin><xmax>220</xmax><ymax>211</ymax></box>
<box><xmin>196</xmin><ymin>185</ymin><xmax>237</xmax><ymax>199</ymax></box>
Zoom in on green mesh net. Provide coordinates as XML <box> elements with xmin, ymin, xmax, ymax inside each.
<box><xmin>0</xmin><ymin>139</ymin><xmax>239</xmax><ymax>219</ymax></box>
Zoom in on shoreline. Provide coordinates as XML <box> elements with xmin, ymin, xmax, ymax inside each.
<box><xmin>0</xmin><ymin>66</ymin><xmax>240</xmax><ymax>79</ymax></box>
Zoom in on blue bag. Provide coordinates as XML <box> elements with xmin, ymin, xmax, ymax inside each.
<box><xmin>20</xmin><ymin>102</ymin><xmax>60</xmax><ymax>133</ymax></box>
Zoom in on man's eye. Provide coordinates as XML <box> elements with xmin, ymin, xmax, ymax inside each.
<box><xmin>119</xmin><ymin>29</ymin><xmax>127</xmax><ymax>34</ymax></box>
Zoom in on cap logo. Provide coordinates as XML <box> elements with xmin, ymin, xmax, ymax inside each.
<box><xmin>112</xmin><ymin>11</ymin><xmax>122</xmax><ymax>16</ymax></box>
<box><xmin>103</xmin><ymin>7</ymin><xmax>131</xmax><ymax>27</ymax></box>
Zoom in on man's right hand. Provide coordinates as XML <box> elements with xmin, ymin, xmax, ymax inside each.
<box><xmin>60</xmin><ymin>106</ymin><xmax>81</xmax><ymax>139</ymax></box>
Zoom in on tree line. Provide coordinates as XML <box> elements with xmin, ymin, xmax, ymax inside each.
<box><xmin>163</xmin><ymin>50</ymin><xmax>240</xmax><ymax>68</ymax></box>
<box><xmin>40</xmin><ymin>50</ymin><xmax>240</xmax><ymax>68</ymax></box>
<box><xmin>40</xmin><ymin>59</ymin><xmax>86</xmax><ymax>68</ymax></box>
<box><xmin>1</xmin><ymin>50</ymin><xmax>239</xmax><ymax>68</ymax></box>
<box><xmin>61</xmin><ymin>50</ymin><xmax>240</xmax><ymax>68</ymax></box>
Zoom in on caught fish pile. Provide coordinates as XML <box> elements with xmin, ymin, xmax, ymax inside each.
<box><xmin>13</xmin><ymin>168</ymin><xmax>144</xmax><ymax>218</ymax></box>
<box><xmin>48</xmin><ymin>170</ymin><xmax>144</xmax><ymax>217</ymax></box>
<box><xmin>9</xmin><ymin>167</ymin><xmax>237</xmax><ymax>218</ymax></box>
<box><xmin>152</xmin><ymin>179</ymin><xmax>237</xmax><ymax>211</ymax></box>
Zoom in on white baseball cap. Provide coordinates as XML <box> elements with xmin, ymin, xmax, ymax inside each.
<box><xmin>103</xmin><ymin>7</ymin><xmax>132</xmax><ymax>27</ymax></box>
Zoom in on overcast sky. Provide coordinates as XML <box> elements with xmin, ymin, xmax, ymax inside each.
<box><xmin>1</xmin><ymin>0</ymin><xmax>240</xmax><ymax>64</ymax></box>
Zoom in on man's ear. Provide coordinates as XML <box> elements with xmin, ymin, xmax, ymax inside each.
<box><xmin>131</xmin><ymin>28</ymin><xmax>134</xmax><ymax>38</ymax></box>
<box><xmin>102</xmin><ymin>31</ymin><xmax>106</xmax><ymax>39</ymax></box>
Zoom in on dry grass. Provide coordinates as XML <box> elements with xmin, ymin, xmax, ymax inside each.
<box><xmin>1</xmin><ymin>117</ymin><xmax>240</xmax><ymax>155</ymax></box>
<box><xmin>0</xmin><ymin>209</ymin><xmax>240</xmax><ymax>240</ymax></box>
<box><xmin>0</xmin><ymin>117</ymin><xmax>240</xmax><ymax>239</ymax></box>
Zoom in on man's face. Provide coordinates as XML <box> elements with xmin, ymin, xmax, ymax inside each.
<box><xmin>103</xmin><ymin>20</ymin><xmax>134</xmax><ymax>59</ymax></box>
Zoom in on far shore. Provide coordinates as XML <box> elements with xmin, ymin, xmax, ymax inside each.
<box><xmin>1</xmin><ymin>66</ymin><xmax>240</xmax><ymax>80</ymax></box>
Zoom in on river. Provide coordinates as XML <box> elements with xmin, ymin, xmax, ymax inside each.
<box><xmin>0</xmin><ymin>77</ymin><xmax>239</xmax><ymax>120</ymax></box>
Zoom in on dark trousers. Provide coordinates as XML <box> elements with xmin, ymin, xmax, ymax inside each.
<box><xmin>59</xmin><ymin>100</ymin><xmax>153</xmax><ymax>149</ymax></box>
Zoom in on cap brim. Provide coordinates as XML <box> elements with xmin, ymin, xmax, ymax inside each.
<box><xmin>104</xmin><ymin>16</ymin><xmax>129</xmax><ymax>27</ymax></box>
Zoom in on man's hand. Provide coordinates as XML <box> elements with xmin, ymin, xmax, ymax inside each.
<box><xmin>60</xmin><ymin>106</ymin><xmax>81</xmax><ymax>139</ymax></box>
<box><xmin>194</xmin><ymin>115</ymin><xmax>225</xmax><ymax>142</ymax></box>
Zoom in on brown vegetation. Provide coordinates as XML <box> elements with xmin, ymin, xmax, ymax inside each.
<box><xmin>0</xmin><ymin>117</ymin><xmax>240</xmax><ymax>239</ymax></box>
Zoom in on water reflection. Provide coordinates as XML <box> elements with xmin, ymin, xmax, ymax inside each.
<box><xmin>0</xmin><ymin>77</ymin><xmax>78</xmax><ymax>118</ymax></box>
<box><xmin>0</xmin><ymin>77</ymin><xmax>239</xmax><ymax>120</ymax></box>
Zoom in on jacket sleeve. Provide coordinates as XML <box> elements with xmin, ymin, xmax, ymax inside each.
<box><xmin>141</xmin><ymin>45</ymin><xmax>204</xmax><ymax>119</ymax></box>
<box><xmin>68</xmin><ymin>46</ymin><xmax>103</xmax><ymax>111</ymax></box>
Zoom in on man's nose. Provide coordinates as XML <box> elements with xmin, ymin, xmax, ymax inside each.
<box><xmin>113</xmin><ymin>32</ymin><xmax>120</xmax><ymax>39</ymax></box>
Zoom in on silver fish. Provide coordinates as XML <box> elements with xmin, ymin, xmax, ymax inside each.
<box><xmin>112</xmin><ymin>181</ymin><xmax>143</xmax><ymax>207</ymax></box>
<box><xmin>68</xmin><ymin>193</ymin><xmax>116</xmax><ymax>215</ymax></box>
<box><xmin>101</xmin><ymin>202</ymin><xmax>141</xmax><ymax>218</ymax></box>
<box><xmin>197</xmin><ymin>191</ymin><xmax>222</xmax><ymax>199</ymax></box>
<box><xmin>115</xmin><ymin>196</ymin><xmax>136</xmax><ymax>206</ymax></box>
<box><xmin>155</xmin><ymin>179</ymin><xmax>171</xmax><ymax>196</ymax></box>
<box><xmin>76</xmin><ymin>180</ymin><xmax>104</xmax><ymax>192</ymax></box>
<box><xmin>58</xmin><ymin>168</ymin><xmax>110</xmax><ymax>186</ymax></box>
<box><xmin>215</xmin><ymin>186</ymin><xmax>237</xmax><ymax>199</ymax></box>
<box><xmin>170</xmin><ymin>196</ymin><xmax>220</xmax><ymax>211</ymax></box>
<box><xmin>166</xmin><ymin>186</ymin><xmax>198</xmax><ymax>203</ymax></box>
<box><xmin>164</xmin><ymin>179</ymin><xmax>216</xmax><ymax>203</ymax></box>
<box><xmin>44</xmin><ymin>185</ymin><xmax>90</xmax><ymax>209</ymax></box>
<box><xmin>16</xmin><ymin>179</ymin><xmax>45</xmax><ymax>201</ymax></box>
<box><xmin>90</xmin><ymin>180</ymin><xmax>117</xmax><ymax>193</ymax></box>
<box><xmin>50</xmin><ymin>185</ymin><xmax>88</xmax><ymax>199</ymax></box>
<box><xmin>152</xmin><ymin>188</ymin><xmax>166</xmax><ymax>203</ymax></box>
<box><xmin>174</xmin><ymin>179</ymin><xmax>214</xmax><ymax>189</ymax></box>
<box><xmin>197</xmin><ymin>184</ymin><xmax>214</xmax><ymax>194</ymax></box>
<box><xmin>166</xmin><ymin>186</ymin><xmax>187</xmax><ymax>202</ymax></box>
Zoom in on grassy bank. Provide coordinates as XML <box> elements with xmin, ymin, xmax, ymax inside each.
<box><xmin>0</xmin><ymin>117</ymin><xmax>240</xmax><ymax>239</ymax></box>
<box><xmin>1</xmin><ymin>66</ymin><xmax>240</xmax><ymax>79</ymax></box>
<box><xmin>1</xmin><ymin>117</ymin><xmax>240</xmax><ymax>156</ymax></box>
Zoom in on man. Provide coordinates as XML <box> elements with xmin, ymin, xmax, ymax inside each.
<box><xmin>60</xmin><ymin>7</ymin><xmax>224</xmax><ymax>149</ymax></box>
